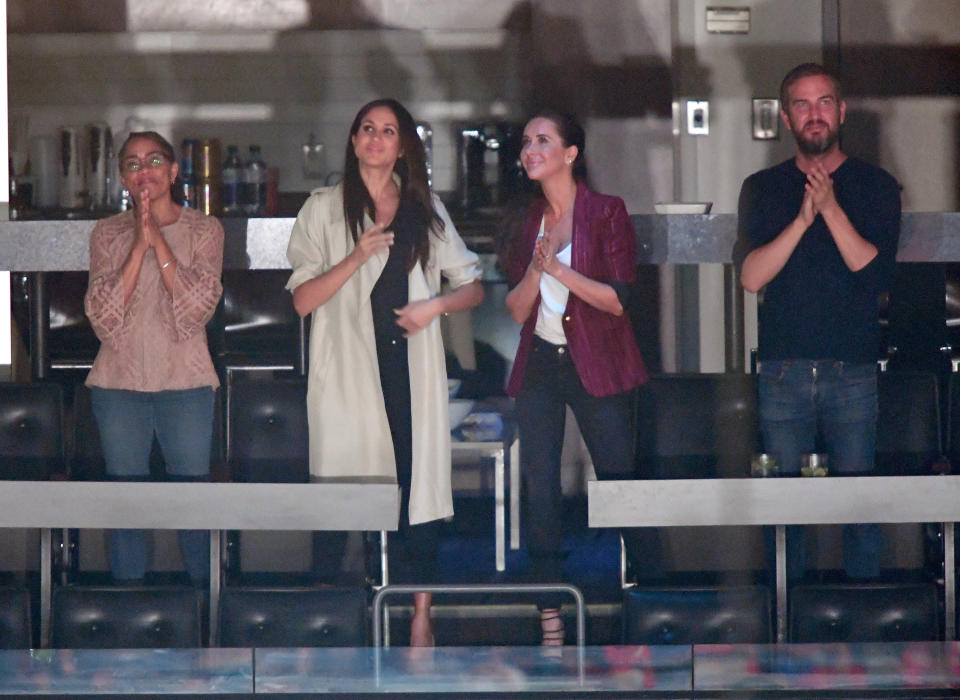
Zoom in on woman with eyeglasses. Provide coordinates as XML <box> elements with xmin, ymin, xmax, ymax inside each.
<box><xmin>84</xmin><ymin>131</ymin><xmax>224</xmax><ymax>585</ymax></box>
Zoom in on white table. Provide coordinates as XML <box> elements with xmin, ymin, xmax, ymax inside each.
<box><xmin>589</xmin><ymin>475</ymin><xmax>960</xmax><ymax>643</ymax></box>
<box><xmin>451</xmin><ymin>418</ymin><xmax>520</xmax><ymax>572</ymax></box>
<box><xmin>0</xmin><ymin>480</ymin><xmax>400</xmax><ymax>647</ymax></box>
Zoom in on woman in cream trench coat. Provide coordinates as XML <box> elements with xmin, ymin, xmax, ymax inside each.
<box><xmin>286</xmin><ymin>99</ymin><xmax>483</xmax><ymax>645</ymax></box>
<box><xmin>286</xmin><ymin>184</ymin><xmax>482</xmax><ymax>520</ymax></box>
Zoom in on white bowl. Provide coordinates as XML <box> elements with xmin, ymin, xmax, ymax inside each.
<box><xmin>448</xmin><ymin>399</ymin><xmax>475</xmax><ymax>430</ymax></box>
<box><xmin>447</xmin><ymin>378</ymin><xmax>462</xmax><ymax>398</ymax></box>
<box><xmin>654</xmin><ymin>202</ymin><xmax>712</xmax><ymax>214</ymax></box>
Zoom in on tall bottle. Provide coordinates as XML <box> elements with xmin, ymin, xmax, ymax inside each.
<box><xmin>180</xmin><ymin>138</ymin><xmax>198</xmax><ymax>208</ymax></box>
<box><xmin>222</xmin><ymin>144</ymin><xmax>243</xmax><ymax>215</ymax></box>
<box><xmin>196</xmin><ymin>138</ymin><xmax>222</xmax><ymax>216</ymax></box>
<box><xmin>243</xmin><ymin>144</ymin><xmax>267</xmax><ymax>216</ymax></box>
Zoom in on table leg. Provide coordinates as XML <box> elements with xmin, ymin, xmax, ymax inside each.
<box><xmin>495</xmin><ymin>449</ymin><xmax>505</xmax><ymax>572</ymax></box>
<box><xmin>40</xmin><ymin>527</ymin><xmax>51</xmax><ymax>647</ymax></box>
<box><xmin>945</xmin><ymin>521</ymin><xmax>955</xmax><ymax>640</ymax></box>
<box><xmin>775</xmin><ymin>524</ymin><xmax>787</xmax><ymax>643</ymax></box>
<box><xmin>209</xmin><ymin>529</ymin><xmax>221</xmax><ymax>647</ymax></box>
<box><xmin>509</xmin><ymin>436</ymin><xmax>520</xmax><ymax>550</ymax></box>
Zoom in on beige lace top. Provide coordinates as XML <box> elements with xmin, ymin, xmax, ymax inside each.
<box><xmin>84</xmin><ymin>206</ymin><xmax>223</xmax><ymax>392</ymax></box>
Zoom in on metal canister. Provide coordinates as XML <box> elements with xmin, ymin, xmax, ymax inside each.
<box><xmin>57</xmin><ymin>125</ymin><xmax>86</xmax><ymax>210</ymax></box>
<box><xmin>85</xmin><ymin>122</ymin><xmax>112</xmax><ymax>211</ymax></box>
<box><xmin>195</xmin><ymin>138</ymin><xmax>222</xmax><ymax>216</ymax></box>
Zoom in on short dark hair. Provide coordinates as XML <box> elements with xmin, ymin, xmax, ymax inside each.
<box><xmin>780</xmin><ymin>63</ymin><xmax>843</xmax><ymax>108</ymax></box>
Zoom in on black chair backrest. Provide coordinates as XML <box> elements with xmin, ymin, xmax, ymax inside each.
<box><xmin>946</xmin><ymin>373</ymin><xmax>960</xmax><ymax>469</ymax></box>
<box><xmin>221</xmin><ymin>270</ymin><xmax>300</xmax><ymax>358</ymax></box>
<box><xmin>622</xmin><ymin>585</ymin><xmax>773</xmax><ymax>645</ymax></box>
<box><xmin>227</xmin><ymin>377</ymin><xmax>308</xmax><ymax>482</ymax></box>
<box><xmin>0</xmin><ymin>382</ymin><xmax>64</xmax><ymax>480</ymax></box>
<box><xmin>218</xmin><ymin>586</ymin><xmax>368</xmax><ymax>647</ymax></box>
<box><xmin>876</xmin><ymin>371</ymin><xmax>941</xmax><ymax>475</ymax></box>
<box><xmin>47</xmin><ymin>271</ymin><xmax>99</xmax><ymax>366</ymax></box>
<box><xmin>51</xmin><ymin>586</ymin><xmax>202</xmax><ymax>649</ymax></box>
<box><xmin>789</xmin><ymin>583</ymin><xmax>939</xmax><ymax>643</ymax></box>
<box><xmin>0</xmin><ymin>586</ymin><xmax>32</xmax><ymax>649</ymax></box>
<box><xmin>636</xmin><ymin>373</ymin><xmax>761</xmax><ymax>478</ymax></box>
<box><xmin>69</xmin><ymin>384</ymin><xmax>105</xmax><ymax>480</ymax></box>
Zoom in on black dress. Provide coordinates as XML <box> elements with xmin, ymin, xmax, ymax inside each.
<box><xmin>370</xmin><ymin>201</ymin><xmax>441</xmax><ymax>583</ymax></box>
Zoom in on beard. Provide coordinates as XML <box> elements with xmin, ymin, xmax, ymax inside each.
<box><xmin>793</xmin><ymin>120</ymin><xmax>840</xmax><ymax>156</ymax></box>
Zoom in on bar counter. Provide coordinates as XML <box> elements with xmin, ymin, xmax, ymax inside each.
<box><xmin>2</xmin><ymin>212</ymin><xmax>960</xmax><ymax>271</ymax></box>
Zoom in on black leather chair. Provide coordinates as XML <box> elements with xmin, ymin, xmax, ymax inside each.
<box><xmin>226</xmin><ymin>376</ymin><xmax>309</xmax><ymax>484</ymax></box>
<box><xmin>217</xmin><ymin>269</ymin><xmax>305</xmax><ymax>377</ymax></box>
<box><xmin>876</xmin><ymin>370</ymin><xmax>943</xmax><ymax>475</ymax></box>
<box><xmin>636</xmin><ymin>373</ymin><xmax>761</xmax><ymax>479</ymax></box>
<box><xmin>224</xmin><ymin>377</ymin><xmax>309</xmax><ymax>578</ymax></box>
<box><xmin>51</xmin><ymin>586</ymin><xmax>203</xmax><ymax>648</ymax></box>
<box><xmin>0</xmin><ymin>586</ymin><xmax>32</xmax><ymax>649</ymax></box>
<box><xmin>622</xmin><ymin>585</ymin><xmax>773</xmax><ymax>645</ymax></box>
<box><xmin>217</xmin><ymin>270</ymin><xmax>306</xmax><ymax>444</ymax></box>
<box><xmin>46</xmin><ymin>271</ymin><xmax>99</xmax><ymax>375</ymax></box>
<box><xmin>218</xmin><ymin>586</ymin><xmax>368</xmax><ymax>647</ymax></box>
<box><xmin>789</xmin><ymin>582</ymin><xmax>939</xmax><ymax>642</ymax></box>
<box><xmin>946</xmin><ymin>372</ymin><xmax>960</xmax><ymax>470</ymax></box>
<box><xmin>0</xmin><ymin>381</ymin><xmax>65</xmax><ymax>480</ymax></box>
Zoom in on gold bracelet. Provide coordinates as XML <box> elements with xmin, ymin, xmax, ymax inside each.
<box><xmin>159</xmin><ymin>258</ymin><xmax>174</xmax><ymax>271</ymax></box>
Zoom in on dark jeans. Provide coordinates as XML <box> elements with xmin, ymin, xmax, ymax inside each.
<box><xmin>758</xmin><ymin>359</ymin><xmax>882</xmax><ymax>580</ymax></box>
<box><xmin>517</xmin><ymin>336</ymin><xmax>642</xmax><ymax>608</ymax></box>
<box><xmin>91</xmin><ymin>386</ymin><xmax>214</xmax><ymax>584</ymax></box>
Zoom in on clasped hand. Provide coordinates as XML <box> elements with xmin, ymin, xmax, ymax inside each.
<box><xmin>532</xmin><ymin>233</ymin><xmax>560</xmax><ymax>275</ymax></box>
<box><xmin>800</xmin><ymin>162</ymin><xmax>839</xmax><ymax>227</ymax></box>
<box><xmin>136</xmin><ymin>190</ymin><xmax>163</xmax><ymax>250</ymax></box>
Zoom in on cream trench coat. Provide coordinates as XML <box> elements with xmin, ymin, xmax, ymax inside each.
<box><xmin>285</xmin><ymin>184</ymin><xmax>482</xmax><ymax>525</ymax></box>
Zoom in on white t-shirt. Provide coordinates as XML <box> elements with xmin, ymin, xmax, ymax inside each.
<box><xmin>534</xmin><ymin>216</ymin><xmax>572</xmax><ymax>346</ymax></box>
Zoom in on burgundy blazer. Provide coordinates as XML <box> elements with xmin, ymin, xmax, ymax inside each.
<box><xmin>505</xmin><ymin>182</ymin><xmax>649</xmax><ymax>398</ymax></box>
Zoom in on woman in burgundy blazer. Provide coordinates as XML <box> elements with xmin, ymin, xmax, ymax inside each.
<box><xmin>504</xmin><ymin>110</ymin><xmax>648</xmax><ymax>645</ymax></box>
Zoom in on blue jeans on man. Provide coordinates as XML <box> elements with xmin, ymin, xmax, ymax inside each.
<box><xmin>91</xmin><ymin>386</ymin><xmax>215</xmax><ymax>584</ymax></box>
<box><xmin>757</xmin><ymin>360</ymin><xmax>882</xmax><ymax>581</ymax></box>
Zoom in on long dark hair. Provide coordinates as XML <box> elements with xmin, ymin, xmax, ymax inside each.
<box><xmin>118</xmin><ymin>130</ymin><xmax>184</xmax><ymax>205</ymax></box>
<box><xmin>342</xmin><ymin>98</ymin><xmax>442</xmax><ymax>271</ymax></box>
<box><xmin>526</xmin><ymin>108</ymin><xmax>588</xmax><ymax>182</ymax></box>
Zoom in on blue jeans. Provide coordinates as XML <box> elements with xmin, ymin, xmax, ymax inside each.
<box><xmin>91</xmin><ymin>386</ymin><xmax>215</xmax><ymax>583</ymax></box>
<box><xmin>758</xmin><ymin>360</ymin><xmax>882</xmax><ymax>580</ymax></box>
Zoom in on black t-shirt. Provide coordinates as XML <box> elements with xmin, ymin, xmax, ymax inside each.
<box><xmin>734</xmin><ymin>156</ymin><xmax>901</xmax><ymax>363</ymax></box>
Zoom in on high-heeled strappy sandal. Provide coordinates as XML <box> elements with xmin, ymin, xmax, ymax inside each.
<box><xmin>540</xmin><ymin>608</ymin><xmax>565</xmax><ymax>646</ymax></box>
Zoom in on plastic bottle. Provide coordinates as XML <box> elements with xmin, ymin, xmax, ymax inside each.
<box><xmin>222</xmin><ymin>144</ymin><xmax>243</xmax><ymax>215</ymax></box>
<box><xmin>243</xmin><ymin>145</ymin><xmax>267</xmax><ymax>216</ymax></box>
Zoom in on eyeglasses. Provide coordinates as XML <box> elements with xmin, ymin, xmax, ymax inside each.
<box><xmin>120</xmin><ymin>153</ymin><xmax>168</xmax><ymax>173</ymax></box>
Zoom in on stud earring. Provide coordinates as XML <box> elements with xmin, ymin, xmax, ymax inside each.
<box><xmin>565</xmin><ymin>157</ymin><xmax>573</xmax><ymax>164</ymax></box>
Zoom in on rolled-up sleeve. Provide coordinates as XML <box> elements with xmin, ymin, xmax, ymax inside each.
<box><xmin>286</xmin><ymin>193</ymin><xmax>335</xmax><ymax>294</ymax></box>
<box><xmin>434</xmin><ymin>198</ymin><xmax>482</xmax><ymax>289</ymax></box>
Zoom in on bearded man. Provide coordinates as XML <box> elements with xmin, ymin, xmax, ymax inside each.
<box><xmin>734</xmin><ymin>62</ymin><xmax>901</xmax><ymax>581</ymax></box>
